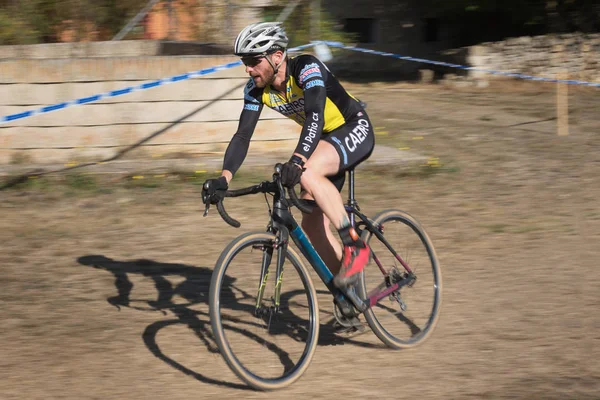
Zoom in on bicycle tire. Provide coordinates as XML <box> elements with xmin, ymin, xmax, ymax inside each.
<box><xmin>209</xmin><ymin>232</ymin><xmax>319</xmax><ymax>390</ymax></box>
<box><xmin>359</xmin><ymin>210</ymin><xmax>442</xmax><ymax>349</ymax></box>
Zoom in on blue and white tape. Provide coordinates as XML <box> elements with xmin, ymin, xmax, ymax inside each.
<box><xmin>321</xmin><ymin>41</ymin><xmax>600</xmax><ymax>88</ymax></box>
<box><xmin>0</xmin><ymin>43</ymin><xmax>315</xmax><ymax>125</ymax></box>
<box><xmin>3</xmin><ymin>40</ymin><xmax>599</xmax><ymax>126</ymax></box>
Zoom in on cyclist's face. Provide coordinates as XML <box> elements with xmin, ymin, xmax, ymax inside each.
<box><xmin>243</xmin><ymin>55</ymin><xmax>276</xmax><ymax>88</ymax></box>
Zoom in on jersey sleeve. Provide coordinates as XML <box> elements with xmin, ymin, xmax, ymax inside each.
<box><xmin>222</xmin><ymin>79</ymin><xmax>264</xmax><ymax>176</ymax></box>
<box><xmin>291</xmin><ymin>56</ymin><xmax>328</xmax><ymax>160</ymax></box>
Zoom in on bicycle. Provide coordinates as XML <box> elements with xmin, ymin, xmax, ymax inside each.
<box><xmin>204</xmin><ymin>164</ymin><xmax>442</xmax><ymax>390</ymax></box>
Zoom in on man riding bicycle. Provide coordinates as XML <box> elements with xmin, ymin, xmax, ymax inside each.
<box><xmin>202</xmin><ymin>22</ymin><xmax>375</xmax><ymax>289</ymax></box>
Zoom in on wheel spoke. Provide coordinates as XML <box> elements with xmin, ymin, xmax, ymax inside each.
<box><xmin>359</xmin><ymin>210</ymin><xmax>442</xmax><ymax>349</ymax></box>
<box><xmin>209</xmin><ymin>233</ymin><xmax>319</xmax><ymax>390</ymax></box>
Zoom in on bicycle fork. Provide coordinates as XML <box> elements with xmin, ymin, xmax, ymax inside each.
<box><xmin>254</xmin><ymin>229</ymin><xmax>288</xmax><ymax>316</ymax></box>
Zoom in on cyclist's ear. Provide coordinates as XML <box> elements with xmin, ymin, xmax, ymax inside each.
<box><xmin>271</xmin><ymin>50</ymin><xmax>285</xmax><ymax>64</ymax></box>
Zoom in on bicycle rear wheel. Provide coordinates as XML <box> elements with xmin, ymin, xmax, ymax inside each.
<box><xmin>359</xmin><ymin>210</ymin><xmax>442</xmax><ymax>349</ymax></box>
<box><xmin>209</xmin><ymin>232</ymin><xmax>319</xmax><ymax>390</ymax></box>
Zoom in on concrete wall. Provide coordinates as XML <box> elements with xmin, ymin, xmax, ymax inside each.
<box><xmin>0</xmin><ymin>40</ymin><xmax>169</xmax><ymax>60</ymax></box>
<box><xmin>0</xmin><ymin>42</ymin><xmax>300</xmax><ymax>165</ymax></box>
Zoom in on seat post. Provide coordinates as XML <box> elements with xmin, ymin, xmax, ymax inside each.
<box><xmin>347</xmin><ymin>168</ymin><xmax>356</xmax><ymax>226</ymax></box>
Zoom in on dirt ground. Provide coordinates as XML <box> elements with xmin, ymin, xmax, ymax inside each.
<box><xmin>1</xmin><ymin>80</ymin><xmax>599</xmax><ymax>399</ymax></box>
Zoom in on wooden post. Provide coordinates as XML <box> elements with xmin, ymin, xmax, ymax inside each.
<box><xmin>557</xmin><ymin>70</ymin><xmax>569</xmax><ymax>136</ymax></box>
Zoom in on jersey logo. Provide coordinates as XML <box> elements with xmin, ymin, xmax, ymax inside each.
<box><xmin>269</xmin><ymin>93</ymin><xmax>286</xmax><ymax>105</ymax></box>
<box><xmin>245</xmin><ymin>78</ymin><xmax>256</xmax><ymax>91</ymax></box>
<box><xmin>244</xmin><ymin>78</ymin><xmax>260</xmax><ymax>103</ymax></box>
<box><xmin>299</xmin><ymin>63</ymin><xmax>323</xmax><ymax>85</ymax></box>
<box><xmin>345</xmin><ymin>119</ymin><xmax>370</xmax><ymax>152</ymax></box>
<box><xmin>304</xmin><ymin>79</ymin><xmax>324</xmax><ymax>90</ymax></box>
<box><xmin>244</xmin><ymin>104</ymin><xmax>260</xmax><ymax>111</ymax></box>
<box><xmin>272</xmin><ymin>98</ymin><xmax>305</xmax><ymax>116</ymax></box>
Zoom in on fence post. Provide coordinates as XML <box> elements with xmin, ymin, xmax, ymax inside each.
<box><xmin>556</xmin><ymin>70</ymin><xmax>569</xmax><ymax>136</ymax></box>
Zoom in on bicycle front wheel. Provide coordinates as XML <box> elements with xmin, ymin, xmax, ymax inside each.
<box><xmin>209</xmin><ymin>232</ymin><xmax>319</xmax><ymax>390</ymax></box>
<box><xmin>359</xmin><ymin>210</ymin><xmax>442</xmax><ymax>349</ymax></box>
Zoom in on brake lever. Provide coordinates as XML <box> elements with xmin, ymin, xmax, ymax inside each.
<box><xmin>202</xmin><ymin>181</ymin><xmax>211</xmax><ymax>217</ymax></box>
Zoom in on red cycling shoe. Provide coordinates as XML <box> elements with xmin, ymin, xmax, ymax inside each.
<box><xmin>333</xmin><ymin>242</ymin><xmax>371</xmax><ymax>289</ymax></box>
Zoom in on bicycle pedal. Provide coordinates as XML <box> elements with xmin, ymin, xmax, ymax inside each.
<box><xmin>344</xmin><ymin>287</ymin><xmax>368</xmax><ymax>313</ymax></box>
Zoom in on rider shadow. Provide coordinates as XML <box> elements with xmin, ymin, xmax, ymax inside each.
<box><xmin>78</xmin><ymin>255</ymin><xmax>253</xmax><ymax>390</ymax></box>
<box><xmin>78</xmin><ymin>255</ymin><xmax>383</xmax><ymax>388</ymax></box>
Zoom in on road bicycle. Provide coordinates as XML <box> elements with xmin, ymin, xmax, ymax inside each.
<box><xmin>204</xmin><ymin>164</ymin><xmax>442</xmax><ymax>390</ymax></box>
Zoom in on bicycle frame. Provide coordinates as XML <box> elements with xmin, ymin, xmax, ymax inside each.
<box><xmin>260</xmin><ymin>172</ymin><xmax>416</xmax><ymax>318</ymax></box>
<box><xmin>209</xmin><ymin>166</ymin><xmax>442</xmax><ymax>389</ymax></box>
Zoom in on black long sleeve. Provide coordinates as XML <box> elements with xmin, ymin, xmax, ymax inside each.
<box><xmin>222</xmin><ymin>82</ymin><xmax>264</xmax><ymax>176</ymax></box>
<box><xmin>293</xmin><ymin>83</ymin><xmax>326</xmax><ymax>159</ymax></box>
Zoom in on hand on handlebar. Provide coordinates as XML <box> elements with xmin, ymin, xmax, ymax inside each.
<box><xmin>280</xmin><ymin>159</ymin><xmax>305</xmax><ymax>188</ymax></box>
<box><xmin>203</xmin><ymin>164</ymin><xmax>314</xmax><ymax>226</ymax></box>
<box><xmin>202</xmin><ymin>176</ymin><xmax>228</xmax><ymax>205</ymax></box>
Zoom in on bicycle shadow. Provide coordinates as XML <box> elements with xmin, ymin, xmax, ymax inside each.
<box><xmin>78</xmin><ymin>254</ymin><xmax>382</xmax><ymax>389</ymax></box>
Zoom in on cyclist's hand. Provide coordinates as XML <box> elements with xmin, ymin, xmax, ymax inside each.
<box><xmin>281</xmin><ymin>159</ymin><xmax>304</xmax><ymax>188</ymax></box>
<box><xmin>202</xmin><ymin>176</ymin><xmax>228</xmax><ymax>205</ymax></box>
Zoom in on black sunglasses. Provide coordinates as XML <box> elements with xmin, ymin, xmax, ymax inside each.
<box><xmin>241</xmin><ymin>56</ymin><xmax>265</xmax><ymax>67</ymax></box>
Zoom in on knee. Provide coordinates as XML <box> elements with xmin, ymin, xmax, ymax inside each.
<box><xmin>300</xmin><ymin>174</ymin><xmax>312</xmax><ymax>196</ymax></box>
<box><xmin>300</xmin><ymin>165</ymin><xmax>324</xmax><ymax>195</ymax></box>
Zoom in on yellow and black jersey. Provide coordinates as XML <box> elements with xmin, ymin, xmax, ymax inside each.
<box><xmin>223</xmin><ymin>54</ymin><xmax>364</xmax><ymax>175</ymax></box>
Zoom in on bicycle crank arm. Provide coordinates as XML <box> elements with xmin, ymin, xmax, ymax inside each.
<box><xmin>343</xmin><ymin>286</ymin><xmax>368</xmax><ymax>313</ymax></box>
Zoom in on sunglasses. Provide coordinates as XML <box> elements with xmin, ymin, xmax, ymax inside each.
<box><xmin>241</xmin><ymin>56</ymin><xmax>265</xmax><ymax>67</ymax></box>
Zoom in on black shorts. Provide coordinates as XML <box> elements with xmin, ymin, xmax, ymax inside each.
<box><xmin>322</xmin><ymin>111</ymin><xmax>375</xmax><ymax>191</ymax></box>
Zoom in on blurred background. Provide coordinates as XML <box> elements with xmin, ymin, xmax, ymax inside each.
<box><xmin>1</xmin><ymin>1</ymin><xmax>600</xmax><ymax>399</ymax></box>
<box><xmin>2</xmin><ymin>0</ymin><xmax>600</xmax><ymax>84</ymax></box>
<box><xmin>1</xmin><ymin>0</ymin><xmax>599</xmax><ymax>167</ymax></box>
<box><xmin>2</xmin><ymin>0</ymin><xmax>599</xmax><ymax>49</ymax></box>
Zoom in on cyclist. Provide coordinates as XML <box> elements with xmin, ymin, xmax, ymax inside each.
<box><xmin>202</xmin><ymin>22</ymin><xmax>375</xmax><ymax>289</ymax></box>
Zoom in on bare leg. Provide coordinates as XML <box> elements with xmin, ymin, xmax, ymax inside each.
<box><xmin>299</xmin><ymin>141</ymin><xmax>350</xmax><ymax>230</ymax></box>
<box><xmin>298</xmin><ymin>140</ymin><xmax>370</xmax><ymax>288</ymax></box>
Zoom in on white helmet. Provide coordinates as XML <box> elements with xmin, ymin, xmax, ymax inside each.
<box><xmin>234</xmin><ymin>22</ymin><xmax>289</xmax><ymax>56</ymax></box>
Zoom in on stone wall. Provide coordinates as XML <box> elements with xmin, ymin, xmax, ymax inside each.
<box><xmin>331</xmin><ymin>32</ymin><xmax>600</xmax><ymax>83</ymax></box>
<box><xmin>466</xmin><ymin>33</ymin><xmax>600</xmax><ymax>83</ymax></box>
<box><xmin>0</xmin><ymin>41</ymin><xmax>299</xmax><ymax>165</ymax></box>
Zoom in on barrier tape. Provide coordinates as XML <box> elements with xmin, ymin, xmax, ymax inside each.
<box><xmin>3</xmin><ymin>40</ymin><xmax>599</xmax><ymax>126</ymax></box>
<box><xmin>320</xmin><ymin>41</ymin><xmax>600</xmax><ymax>88</ymax></box>
<box><xmin>0</xmin><ymin>43</ymin><xmax>315</xmax><ymax>126</ymax></box>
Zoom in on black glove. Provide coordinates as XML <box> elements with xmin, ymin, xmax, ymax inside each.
<box><xmin>202</xmin><ymin>176</ymin><xmax>228</xmax><ymax>205</ymax></box>
<box><xmin>281</xmin><ymin>157</ymin><xmax>304</xmax><ymax>188</ymax></box>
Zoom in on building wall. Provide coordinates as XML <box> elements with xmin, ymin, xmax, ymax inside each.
<box><xmin>142</xmin><ymin>1</ymin><xmax>269</xmax><ymax>44</ymax></box>
<box><xmin>144</xmin><ymin>0</ymin><xmax>206</xmax><ymax>41</ymax></box>
<box><xmin>321</xmin><ymin>0</ymin><xmax>451</xmax><ymax>78</ymax></box>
